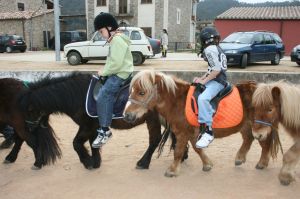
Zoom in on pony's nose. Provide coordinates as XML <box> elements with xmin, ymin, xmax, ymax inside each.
<box><xmin>254</xmin><ymin>134</ymin><xmax>263</xmax><ymax>140</ymax></box>
<box><xmin>124</xmin><ymin>112</ymin><xmax>136</xmax><ymax>123</ymax></box>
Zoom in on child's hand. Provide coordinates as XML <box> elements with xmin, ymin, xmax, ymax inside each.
<box><xmin>193</xmin><ymin>77</ymin><xmax>201</xmax><ymax>83</ymax></box>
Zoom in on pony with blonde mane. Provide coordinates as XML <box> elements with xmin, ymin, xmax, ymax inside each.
<box><xmin>252</xmin><ymin>80</ymin><xmax>300</xmax><ymax>185</ymax></box>
<box><xmin>124</xmin><ymin>70</ymin><xmax>274</xmax><ymax>177</ymax></box>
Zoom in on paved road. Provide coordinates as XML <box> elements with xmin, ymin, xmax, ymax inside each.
<box><xmin>0</xmin><ymin>51</ymin><xmax>299</xmax><ymax>73</ymax></box>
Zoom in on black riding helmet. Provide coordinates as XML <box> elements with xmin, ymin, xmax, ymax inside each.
<box><xmin>200</xmin><ymin>26</ymin><xmax>220</xmax><ymax>47</ymax></box>
<box><xmin>94</xmin><ymin>12</ymin><xmax>119</xmax><ymax>33</ymax></box>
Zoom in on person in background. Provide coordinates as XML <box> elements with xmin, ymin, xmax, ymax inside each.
<box><xmin>194</xmin><ymin>26</ymin><xmax>227</xmax><ymax>149</ymax></box>
<box><xmin>92</xmin><ymin>12</ymin><xmax>134</xmax><ymax>148</ymax></box>
<box><xmin>161</xmin><ymin>29</ymin><xmax>168</xmax><ymax>58</ymax></box>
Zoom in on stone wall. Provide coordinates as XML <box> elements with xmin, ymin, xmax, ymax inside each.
<box><xmin>167</xmin><ymin>0</ymin><xmax>191</xmax><ymax>43</ymax></box>
<box><xmin>1</xmin><ymin>71</ymin><xmax>300</xmax><ymax>85</ymax></box>
<box><xmin>24</xmin><ymin>12</ymin><xmax>55</xmax><ymax>50</ymax></box>
<box><xmin>0</xmin><ymin>20</ymin><xmax>24</xmax><ymax>36</ymax></box>
<box><xmin>86</xmin><ymin>0</ymin><xmax>95</xmax><ymax>38</ymax></box>
<box><xmin>0</xmin><ymin>0</ymin><xmax>44</xmax><ymax>12</ymax></box>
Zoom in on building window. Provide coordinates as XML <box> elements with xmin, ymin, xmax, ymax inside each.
<box><xmin>97</xmin><ymin>0</ymin><xmax>106</xmax><ymax>6</ymax></box>
<box><xmin>176</xmin><ymin>8</ymin><xmax>181</xmax><ymax>24</ymax></box>
<box><xmin>141</xmin><ymin>0</ymin><xmax>152</xmax><ymax>4</ymax></box>
<box><xmin>119</xmin><ymin>0</ymin><xmax>127</xmax><ymax>14</ymax></box>
<box><xmin>17</xmin><ymin>3</ymin><xmax>25</xmax><ymax>11</ymax></box>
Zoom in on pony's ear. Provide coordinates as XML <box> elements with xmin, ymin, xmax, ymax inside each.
<box><xmin>271</xmin><ymin>87</ymin><xmax>281</xmax><ymax>105</ymax></box>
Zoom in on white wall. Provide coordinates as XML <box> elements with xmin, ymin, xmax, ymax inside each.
<box><xmin>138</xmin><ymin>1</ymin><xmax>155</xmax><ymax>37</ymax></box>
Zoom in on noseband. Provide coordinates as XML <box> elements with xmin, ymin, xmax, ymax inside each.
<box><xmin>254</xmin><ymin>120</ymin><xmax>272</xmax><ymax>127</ymax></box>
<box><xmin>25</xmin><ymin>113</ymin><xmax>47</xmax><ymax>131</ymax></box>
<box><xmin>128</xmin><ymin>85</ymin><xmax>157</xmax><ymax>108</ymax></box>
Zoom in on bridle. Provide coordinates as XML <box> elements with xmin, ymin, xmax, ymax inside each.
<box><xmin>254</xmin><ymin>120</ymin><xmax>272</xmax><ymax>127</ymax></box>
<box><xmin>128</xmin><ymin>85</ymin><xmax>157</xmax><ymax>108</ymax></box>
<box><xmin>25</xmin><ymin>112</ymin><xmax>48</xmax><ymax>132</ymax></box>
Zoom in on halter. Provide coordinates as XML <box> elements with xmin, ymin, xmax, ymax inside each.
<box><xmin>254</xmin><ymin>120</ymin><xmax>272</xmax><ymax>127</ymax></box>
<box><xmin>128</xmin><ymin>85</ymin><xmax>157</xmax><ymax>108</ymax></box>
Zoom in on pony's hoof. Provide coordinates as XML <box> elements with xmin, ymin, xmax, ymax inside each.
<box><xmin>31</xmin><ymin>165</ymin><xmax>42</xmax><ymax>170</ymax></box>
<box><xmin>235</xmin><ymin>159</ymin><xmax>245</xmax><ymax>166</ymax></box>
<box><xmin>136</xmin><ymin>165</ymin><xmax>149</xmax><ymax>170</ymax></box>
<box><xmin>164</xmin><ymin>171</ymin><xmax>177</xmax><ymax>177</ymax></box>
<box><xmin>3</xmin><ymin>159</ymin><xmax>13</xmax><ymax>164</ymax></box>
<box><xmin>279</xmin><ymin>173</ymin><xmax>294</xmax><ymax>186</ymax></box>
<box><xmin>255</xmin><ymin>163</ymin><xmax>267</xmax><ymax>170</ymax></box>
<box><xmin>202</xmin><ymin>165</ymin><xmax>213</xmax><ymax>172</ymax></box>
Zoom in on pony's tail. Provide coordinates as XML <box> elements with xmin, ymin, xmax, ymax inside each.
<box><xmin>33</xmin><ymin>117</ymin><xmax>62</xmax><ymax>165</ymax></box>
<box><xmin>270</xmin><ymin>127</ymin><xmax>284</xmax><ymax>159</ymax></box>
<box><xmin>157</xmin><ymin>123</ymin><xmax>189</xmax><ymax>162</ymax></box>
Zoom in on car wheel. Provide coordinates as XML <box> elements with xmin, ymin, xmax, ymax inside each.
<box><xmin>297</xmin><ymin>62</ymin><xmax>300</xmax><ymax>66</ymax></box>
<box><xmin>6</xmin><ymin>46</ymin><xmax>12</xmax><ymax>53</ymax></box>
<box><xmin>271</xmin><ymin>53</ymin><xmax>280</xmax><ymax>65</ymax></box>
<box><xmin>240</xmin><ymin>53</ymin><xmax>248</xmax><ymax>69</ymax></box>
<box><xmin>81</xmin><ymin>59</ymin><xmax>88</xmax><ymax>64</ymax></box>
<box><xmin>141</xmin><ymin>56</ymin><xmax>146</xmax><ymax>64</ymax></box>
<box><xmin>67</xmin><ymin>51</ymin><xmax>82</xmax><ymax>65</ymax></box>
<box><xmin>132</xmin><ymin>52</ymin><xmax>143</xmax><ymax>66</ymax></box>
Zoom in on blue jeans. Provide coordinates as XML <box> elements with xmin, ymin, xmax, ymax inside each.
<box><xmin>96</xmin><ymin>75</ymin><xmax>125</xmax><ymax>127</ymax></box>
<box><xmin>197</xmin><ymin>80</ymin><xmax>224</xmax><ymax>127</ymax></box>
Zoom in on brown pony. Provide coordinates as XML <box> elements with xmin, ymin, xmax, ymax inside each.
<box><xmin>252</xmin><ymin>81</ymin><xmax>300</xmax><ymax>185</ymax></box>
<box><xmin>124</xmin><ymin>70</ymin><xmax>274</xmax><ymax>177</ymax></box>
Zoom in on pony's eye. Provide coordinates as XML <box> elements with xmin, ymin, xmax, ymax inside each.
<box><xmin>139</xmin><ymin>91</ymin><xmax>145</xmax><ymax>96</ymax></box>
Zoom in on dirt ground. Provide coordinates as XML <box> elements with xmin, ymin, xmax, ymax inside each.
<box><xmin>0</xmin><ymin>115</ymin><xmax>299</xmax><ymax>199</ymax></box>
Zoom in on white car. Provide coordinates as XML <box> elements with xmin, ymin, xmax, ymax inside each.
<box><xmin>64</xmin><ymin>27</ymin><xmax>153</xmax><ymax>66</ymax></box>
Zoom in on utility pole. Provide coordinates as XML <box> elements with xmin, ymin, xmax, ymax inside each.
<box><xmin>43</xmin><ymin>0</ymin><xmax>49</xmax><ymax>49</ymax></box>
<box><xmin>54</xmin><ymin>0</ymin><xmax>61</xmax><ymax>61</ymax></box>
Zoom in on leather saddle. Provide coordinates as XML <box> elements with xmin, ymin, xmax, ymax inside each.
<box><xmin>85</xmin><ymin>75</ymin><xmax>132</xmax><ymax>119</ymax></box>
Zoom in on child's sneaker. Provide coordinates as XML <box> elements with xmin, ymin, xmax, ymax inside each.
<box><xmin>196</xmin><ymin>126</ymin><xmax>214</xmax><ymax>149</ymax></box>
<box><xmin>92</xmin><ymin>129</ymin><xmax>112</xmax><ymax>148</ymax></box>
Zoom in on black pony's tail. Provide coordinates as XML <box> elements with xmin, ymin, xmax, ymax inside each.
<box><xmin>157</xmin><ymin>122</ymin><xmax>189</xmax><ymax>162</ymax></box>
<box><xmin>33</xmin><ymin>116</ymin><xmax>62</xmax><ymax>165</ymax></box>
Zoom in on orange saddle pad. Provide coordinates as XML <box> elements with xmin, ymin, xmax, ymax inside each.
<box><xmin>185</xmin><ymin>85</ymin><xmax>243</xmax><ymax>129</ymax></box>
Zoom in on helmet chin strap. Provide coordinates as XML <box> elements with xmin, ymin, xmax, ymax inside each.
<box><xmin>105</xmin><ymin>27</ymin><xmax>112</xmax><ymax>38</ymax></box>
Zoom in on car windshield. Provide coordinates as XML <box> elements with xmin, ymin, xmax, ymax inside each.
<box><xmin>222</xmin><ymin>32</ymin><xmax>254</xmax><ymax>44</ymax></box>
<box><xmin>12</xmin><ymin>35</ymin><xmax>23</xmax><ymax>40</ymax></box>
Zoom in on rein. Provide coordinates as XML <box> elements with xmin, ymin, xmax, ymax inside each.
<box><xmin>254</xmin><ymin>119</ymin><xmax>284</xmax><ymax>158</ymax></box>
<box><xmin>128</xmin><ymin>85</ymin><xmax>157</xmax><ymax>108</ymax></box>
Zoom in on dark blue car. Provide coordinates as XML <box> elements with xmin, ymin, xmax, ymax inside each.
<box><xmin>220</xmin><ymin>31</ymin><xmax>285</xmax><ymax>68</ymax></box>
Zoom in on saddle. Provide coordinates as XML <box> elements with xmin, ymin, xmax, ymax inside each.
<box><xmin>185</xmin><ymin>82</ymin><xmax>243</xmax><ymax>128</ymax></box>
<box><xmin>85</xmin><ymin>75</ymin><xmax>131</xmax><ymax>119</ymax></box>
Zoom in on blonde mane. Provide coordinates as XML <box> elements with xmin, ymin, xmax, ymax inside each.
<box><xmin>252</xmin><ymin>80</ymin><xmax>300</xmax><ymax>129</ymax></box>
<box><xmin>130</xmin><ymin>70</ymin><xmax>177</xmax><ymax>95</ymax></box>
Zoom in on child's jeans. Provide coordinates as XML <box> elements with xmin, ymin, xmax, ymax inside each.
<box><xmin>197</xmin><ymin>80</ymin><xmax>224</xmax><ymax>127</ymax></box>
<box><xmin>96</xmin><ymin>75</ymin><xmax>125</xmax><ymax>127</ymax></box>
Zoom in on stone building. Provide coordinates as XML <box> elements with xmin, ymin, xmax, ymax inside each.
<box><xmin>0</xmin><ymin>0</ymin><xmax>54</xmax><ymax>50</ymax></box>
<box><xmin>86</xmin><ymin>0</ymin><xmax>197</xmax><ymax>48</ymax></box>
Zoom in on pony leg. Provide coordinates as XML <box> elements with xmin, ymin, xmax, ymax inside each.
<box><xmin>256</xmin><ymin>137</ymin><xmax>272</xmax><ymax>169</ymax></box>
<box><xmin>136</xmin><ymin>111</ymin><xmax>161</xmax><ymax>169</ymax></box>
<box><xmin>73</xmin><ymin>128</ymin><xmax>93</xmax><ymax>169</ymax></box>
<box><xmin>235</xmin><ymin>124</ymin><xmax>254</xmax><ymax>166</ymax></box>
<box><xmin>88</xmin><ymin>136</ymin><xmax>101</xmax><ymax>169</ymax></box>
<box><xmin>189</xmin><ymin>134</ymin><xmax>213</xmax><ymax>171</ymax></box>
<box><xmin>278</xmin><ymin>140</ymin><xmax>300</xmax><ymax>185</ymax></box>
<box><xmin>4</xmin><ymin>134</ymin><xmax>23</xmax><ymax>163</ymax></box>
<box><xmin>165</xmin><ymin>133</ymin><xmax>188</xmax><ymax>177</ymax></box>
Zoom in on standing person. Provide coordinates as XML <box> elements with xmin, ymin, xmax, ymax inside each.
<box><xmin>92</xmin><ymin>12</ymin><xmax>134</xmax><ymax>148</ymax></box>
<box><xmin>194</xmin><ymin>27</ymin><xmax>227</xmax><ymax>148</ymax></box>
<box><xmin>161</xmin><ymin>29</ymin><xmax>168</xmax><ymax>57</ymax></box>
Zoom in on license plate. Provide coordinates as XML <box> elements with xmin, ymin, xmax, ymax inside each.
<box><xmin>298</xmin><ymin>54</ymin><xmax>300</xmax><ymax>59</ymax></box>
<box><xmin>17</xmin><ymin>42</ymin><xmax>22</xmax><ymax>44</ymax></box>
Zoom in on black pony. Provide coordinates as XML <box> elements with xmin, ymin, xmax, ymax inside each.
<box><xmin>0</xmin><ymin>78</ymin><xmax>61</xmax><ymax>169</ymax></box>
<box><xmin>17</xmin><ymin>72</ymin><xmax>170</xmax><ymax>169</ymax></box>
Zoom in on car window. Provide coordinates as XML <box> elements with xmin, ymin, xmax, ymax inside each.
<box><xmin>253</xmin><ymin>34</ymin><xmax>264</xmax><ymax>44</ymax></box>
<box><xmin>222</xmin><ymin>32</ymin><xmax>254</xmax><ymax>44</ymax></box>
<box><xmin>130</xmin><ymin>31</ymin><xmax>141</xmax><ymax>40</ymax></box>
<box><xmin>72</xmin><ymin>32</ymin><xmax>80</xmax><ymax>40</ymax></box>
<box><xmin>93</xmin><ymin>32</ymin><xmax>106</xmax><ymax>41</ymax></box>
<box><xmin>61</xmin><ymin>32</ymin><xmax>71</xmax><ymax>40</ymax></box>
<box><xmin>122</xmin><ymin>30</ymin><xmax>130</xmax><ymax>37</ymax></box>
<box><xmin>264</xmin><ymin>34</ymin><xmax>275</xmax><ymax>44</ymax></box>
<box><xmin>12</xmin><ymin>35</ymin><xmax>22</xmax><ymax>40</ymax></box>
<box><xmin>271</xmin><ymin>33</ymin><xmax>282</xmax><ymax>43</ymax></box>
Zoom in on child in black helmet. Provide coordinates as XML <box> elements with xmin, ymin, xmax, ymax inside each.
<box><xmin>194</xmin><ymin>26</ymin><xmax>227</xmax><ymax>148</ymax></box>
<box><xmin>92</xmin><ymin>12</ymin><xmax>134</xmax><ymax>148</ymax></box>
